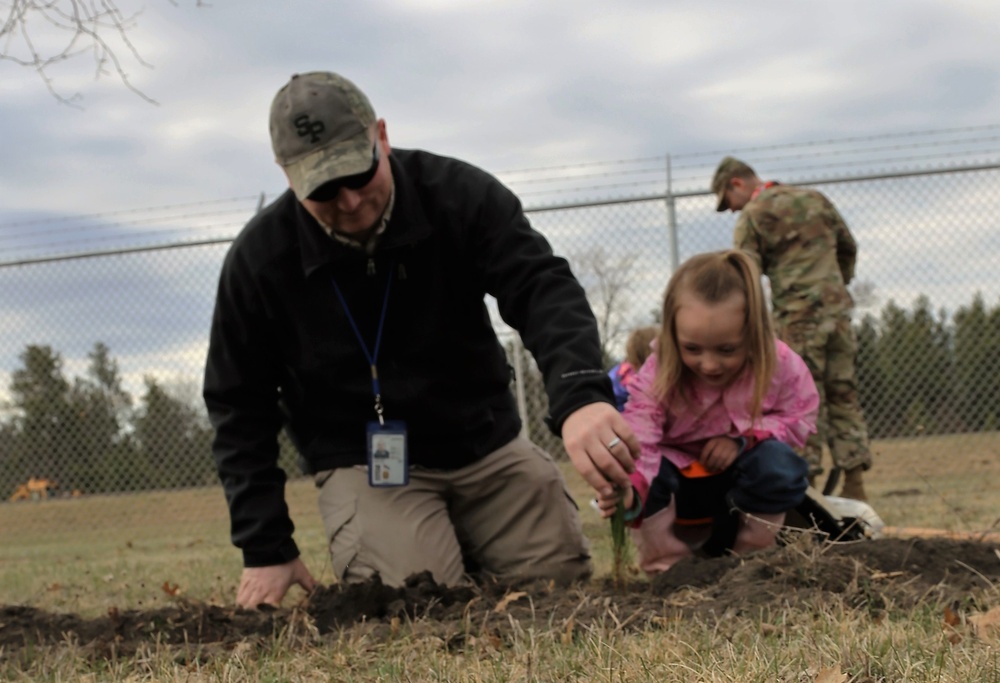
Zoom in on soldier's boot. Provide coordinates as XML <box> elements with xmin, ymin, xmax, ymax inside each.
<box><xmin>839</xmin><ymin>467</ymin><xmax>868</xmax><ymax>502</ymax></box>
<box><xmin>732</xmin><ymin>512</ymin><xmax>786</xmax><ymax>554</ymax></box>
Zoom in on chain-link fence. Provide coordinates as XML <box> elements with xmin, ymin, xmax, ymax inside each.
<box><xmin>1</xmin><ymin>162</ymin><xmax>999</xmax><ymax>544</ymax></box>
<box><xmin>516</xmin><ymin>165</ymin><xmax>1000</xmax><ymax>464</ymax></box>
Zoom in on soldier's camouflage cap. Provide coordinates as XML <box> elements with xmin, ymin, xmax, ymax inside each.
<box><xmin>711</xmin><ymin>156</ymin><xmax>755</xmax><ymax>211</ymax></box>
<box><xmin>269</xmin><ymin>72</ymin><xmax>377</xmax><ymax>201</ymax></box>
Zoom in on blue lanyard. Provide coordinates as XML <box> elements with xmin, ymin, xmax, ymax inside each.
<box><xmin>331</xmin><ymin>265</ymin><xmax>393</xmax><ymax>425</ymax></box>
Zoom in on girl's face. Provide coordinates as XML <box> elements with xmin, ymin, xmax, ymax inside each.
<box><xmin>674</xmin><ymin>291</ymin><xmax>748</xmax><ymax>388</ymax></box>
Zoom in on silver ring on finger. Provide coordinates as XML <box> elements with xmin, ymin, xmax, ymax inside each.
<box><xmin>606</xmin><ymin>436</ymin><xmax>621</xmax><ymax>450</ymax></box>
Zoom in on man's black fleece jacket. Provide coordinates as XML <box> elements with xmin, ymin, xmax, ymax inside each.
<box><xmin>203</xmin><ymin>148</ymin><xmax>614</xmax><ymax>567</ymax></box>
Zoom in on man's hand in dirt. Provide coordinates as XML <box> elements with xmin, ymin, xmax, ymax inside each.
<box><xmin>236</xmin><ymin>558</ymin><xmax>316</xmax><ymax>609</ymax></box>
<box><xmin>700</xmin><ymin>436</ymin><xmax>739</xmax><ymax>473</ymax></box>
<box><xmin>562</xmin><ymin>402</ymin><xmax>639</xmax><ymax>497</ymax></box>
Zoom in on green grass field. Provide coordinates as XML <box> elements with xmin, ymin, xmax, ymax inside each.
<box><xmin>1</xmin><ymin>433</ymin><xmax>999</xmax><ymax>681</ymax></box>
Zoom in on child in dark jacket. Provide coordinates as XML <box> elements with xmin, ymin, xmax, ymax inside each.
<box><xmin>608</xmin><ymin>326</ymin><xmax>658</xmax><ymax>411</ymax></box>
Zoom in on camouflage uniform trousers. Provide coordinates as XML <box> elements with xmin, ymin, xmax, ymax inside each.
<box><xmin>774</xmin><ymin>313</ymin><xmax>873</xmax><ymax>477</ymax></box>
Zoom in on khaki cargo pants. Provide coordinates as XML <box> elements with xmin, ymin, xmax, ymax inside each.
<box><xmin>315</xmin><ymin>436</ymin><xmax>592</xmax><ymax>587</ymax></box>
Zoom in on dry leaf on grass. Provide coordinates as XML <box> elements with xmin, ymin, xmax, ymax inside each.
<box><xmin>969</xmin><ymin>606</ymin><xmax>1000</xmax><ymax>639</ymax></box>
<box><xmin>493</xmin><ymin>590</ymin><xmax>526</xmax><ymax>613</ymax></box>
<box><xmin>561</xmin><ymin>616</ymin><xmax>575</xmax><ymax>644</ymax></box>
<box><xmin>870</xmin><ymin>570</ymin><xmax>905</xmax><ymax>580</ymax></box>
<box><xmin>943</xmin><ymin>603</ymin><xmax>964</xmax><ymax>644</ymax></box>
<box><xmin>814</xmin><ymin>667</ymin><xmax>847</xmax><ymax>683</ymax></box>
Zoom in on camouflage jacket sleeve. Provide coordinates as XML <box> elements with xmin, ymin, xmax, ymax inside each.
<box><xmin>733</xmin><ymin>213</ymin><xmax>765</xmax><ymax>272</ymax></box>
<box><xmin>828</xmin><ymin>201</ymin><xmax>857</xmax><ymax>285</ymax></box>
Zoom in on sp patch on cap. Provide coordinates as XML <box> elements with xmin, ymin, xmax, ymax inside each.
<box><xmin>269</xmin><ymin>72</ymin><xmax>377</xmax><ymax>200</ymax></box>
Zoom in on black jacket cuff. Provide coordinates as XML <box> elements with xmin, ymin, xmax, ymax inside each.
<box><xmin>242</xmin><ymin>537</ymin><xmax>300</xmax><ymax>568</ymax></box>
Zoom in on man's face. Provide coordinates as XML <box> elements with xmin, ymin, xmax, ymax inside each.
<box><xmin>723</xmin><ymin>177</ymin><xmax>755</xmax><ymax>212</ymax></box>
<box><xmin>297</xmin><ymin>120</ymin><xmax>393</xmax><ymax>237</ymax></box>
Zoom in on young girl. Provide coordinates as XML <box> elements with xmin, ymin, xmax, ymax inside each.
<box><xmin>596</xmin><ymin>249</ymin><xmax>819</xmax><ymax>574</ymax></box>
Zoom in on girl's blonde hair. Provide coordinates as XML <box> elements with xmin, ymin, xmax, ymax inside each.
<box><xmin>652</xmin><ymin>249</ymin><xmax>776</xmax><ymax>421</ymax></box>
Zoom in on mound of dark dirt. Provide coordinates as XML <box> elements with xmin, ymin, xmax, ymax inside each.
<box><xmin>2</xmin><ymin>537</ymin><xmax>998</xmax><ymax>658</ymax></box>
<box><xmin>651</xmin><ymin>536</ymin><xmax>1000</xmax><ymax>618</ymax></box>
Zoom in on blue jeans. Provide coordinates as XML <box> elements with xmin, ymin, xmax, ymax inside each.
<box><xmin>644</xmin><ymin>439</ymin><xmax>809</xmax><ymax>520</ymax></box>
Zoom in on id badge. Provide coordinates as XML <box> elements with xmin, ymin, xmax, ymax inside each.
<box><xmin>366</xmin><ymin>420</ymin><xmax>409</xmax><ymax>487</ymax></box>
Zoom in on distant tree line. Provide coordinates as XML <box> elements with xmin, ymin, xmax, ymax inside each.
<box><xmin>0</xmin><ymin>342</ymin><xmax>297</xmax><ymax>500</ymax></box>
<box><xmin>856</xmin><ymin>293</ymin><xmax>1000</xmax><ymax>438</ymax></box>
<box><xmin>2</xmin><ymin>291</ymin><xmax>997</xmax><ymax>499</ymax></box>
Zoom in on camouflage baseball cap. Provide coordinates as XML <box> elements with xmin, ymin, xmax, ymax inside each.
<box><xmin>269</xmin><ymin>72</ymin><xmax>377</xmax><ymax>200</ymax></box>
<box><xmin>710</xmin><ymin>156</ymin><xmax>755</xmax><ymax>211</ymax></box>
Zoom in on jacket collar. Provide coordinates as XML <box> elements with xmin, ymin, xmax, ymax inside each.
<box><xmin>298</xmin><ymin>150</ymin><xmax>433</xmax><ymax>278</ymax></box>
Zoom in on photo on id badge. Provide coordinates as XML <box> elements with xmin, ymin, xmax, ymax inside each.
<box><xmin>367</xmin><ymin>421</ymin><xmax>408</xmax><ymax>487</ymax></box>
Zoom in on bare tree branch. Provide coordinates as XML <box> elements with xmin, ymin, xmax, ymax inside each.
<box><xmin>570</xmin><ymin>247</ymin><xmax>641</xmax><ymax>366</ymax></box>
<box><xmin>851</xmin><ymin>278</ymin><xmax>879</xmax><ymax>310</ymax></box>
<box><xmin>0</xmin><ymin>0</ymin><xmax>205</xmax><ymax>106</ymax></box>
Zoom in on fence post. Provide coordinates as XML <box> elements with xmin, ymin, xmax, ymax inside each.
<box><xmin>510</xmin><ymin>334</ymin><xmax>530</xmax><ymax>438</ymax></box>
<box><xmin>665</xmin><ymin>154</ymin><xmax>679</xmax><ymax>271</ymax></box>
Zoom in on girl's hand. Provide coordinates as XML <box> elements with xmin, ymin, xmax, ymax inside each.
<box><xmin>595</xmin><ymin>485</ymin><xmax>634</xmax><ymax>519</ymax></box>
<box><xmin>700</xmin><ymin>436</ymin><xmax>739</xmax><ymax>472</ymax></box>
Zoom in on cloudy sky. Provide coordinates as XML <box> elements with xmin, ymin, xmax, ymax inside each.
<box><xmin>2</xmin><ymin>0</ymin><xmax>998</xmax><ymax>221</ymax></box>
<box><xmin>0</xmin><ymin>0</ymin><xmax>998</xmax><ymax>401</ymax></box>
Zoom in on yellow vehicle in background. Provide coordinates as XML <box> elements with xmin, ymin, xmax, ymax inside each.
<box><xmin>9</xmin><ymin>477</ymin><xmax>57</xmax><ymax>502</ymax></box>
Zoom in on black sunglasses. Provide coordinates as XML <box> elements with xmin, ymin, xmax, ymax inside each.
<box><xmin>307</xmin><ymin>142</ymin><xmax>381</xmax><ymax>202</ymax></box>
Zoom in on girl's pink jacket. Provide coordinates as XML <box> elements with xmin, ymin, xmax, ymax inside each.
<box><xmin>623</xmin><ymin>339</ymin><xmax>819</xmax><ymax>503</ymax></box>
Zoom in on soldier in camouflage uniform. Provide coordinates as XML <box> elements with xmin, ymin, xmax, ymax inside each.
<box><xmin>710</xmin><ymin>157</ymin><xmax>872</xmax><ymax>501</ymax></box>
